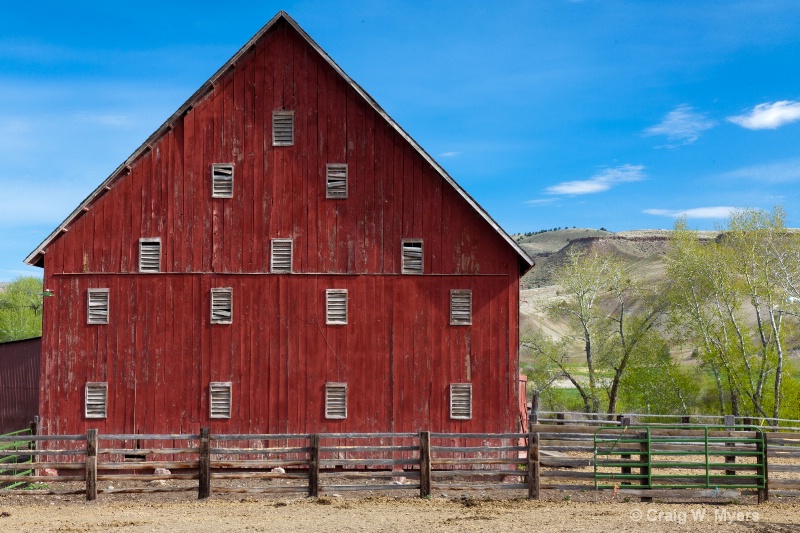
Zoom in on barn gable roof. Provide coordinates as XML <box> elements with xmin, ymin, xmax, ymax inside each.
<box><xmin>25</xmin><ymin>11</ymin><xmax>533</xmax><ymax>271</ymax></box>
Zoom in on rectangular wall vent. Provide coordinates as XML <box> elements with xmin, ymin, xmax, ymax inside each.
<box><xmin>210</xmin><ymin>288</ymin><xmax>233</xmax><ymax>324</ymax></box>
<box><xmin>272</xmin><ymin>111</ymin><xmax>294</xmax><ymax>146</ymax></box>
<box><xmin>211</xmin><ymin>163</ymin><xmax>234</xmax><ymax>198</ymax></box>
<box><xmin>401</xmin><ymin>240</ymin><xmax>423</xmax><ymax>274</ymax></box>
<box><xmin>209</xmin><ymin>382</ymin><xmax>232</xmax><ymax>419</ymax></box>
<box><xmin>450</xmin><ymin>290</ymin><xmax>472</xmax><ymax>326</ymax></box>
<box><xmin>87</xmin><ymin>288</ymin><xmax>109</xmax><ymax>324</ymax></box>
<box><xmin>85</xmin><ymin>382</ymin><xmax>108</xmax><ymax>419</ymax></box>
<box><xmin>326</xmin><ymin>163</ymin><xmax>348</xmax><ymax>199</ymax></box>
<box><xmin>450</xmin><ymin>383</ymin><xmax>473</xmax><ymax>420</ymax></box>
<box><xmin>326</xmin><ymin>289</ymin><xmax>348</xmax><ymax>325</ymax></box>
<box><xmin>271</xmin><ymin>239</ymin><xmax>293</xmax><ymax>273</ymax></box>
<box><xmin>325</xmin><ymin>383</ymin><xmax>348</xmax><ymax>419</ymax></box>
<box><xmin>139</xmin><ymin>238</ymin><xmax>161</xmax><ymax>273</ymax></box>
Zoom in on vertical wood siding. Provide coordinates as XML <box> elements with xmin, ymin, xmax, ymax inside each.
<box><xmin>0</xmin><ymin>337</ymin><xmax>41</xmax><ymax>434</ymax></box>
<box><xmin>39</xmin><ymin>18</ymin><xmax>522</xmax><ymax>436</ymax></box>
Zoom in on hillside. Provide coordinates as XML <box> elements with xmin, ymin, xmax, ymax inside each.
<box><xmin>518</xmin><ymin>227</ymin><xmax>799</xmax><ymax>365</ymax></box>
<box><xmin>518</xmin><ymin>228</ymin><xmax>717</xmax><ymax>360</ymax></box>
<box><xmin>519</xmin><ymin>229</ymin><xmax>719</xmax><ymax>289</ymax></box>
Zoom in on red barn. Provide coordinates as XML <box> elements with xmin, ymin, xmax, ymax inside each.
<box><xmin>25</xmin><ymin>12</ymin><xmax>532</xmax><ymax>437</ymax></box>
<box><xmin>0</xmin><ymin>337</ymin><xmax>41</xmax><ymax>434</ymax></box>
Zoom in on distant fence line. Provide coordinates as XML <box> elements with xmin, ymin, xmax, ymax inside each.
<box><xmin>529</xmin><ymin>391</ymin><xmax>800</xmax><ymax>431</ymax></box>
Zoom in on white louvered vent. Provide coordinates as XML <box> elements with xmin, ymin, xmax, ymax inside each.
<box><xmin>85</xmin><ymin>382</ymin><xmax>108</xmax><ymax>419</ymax></box>
<box><xmin>326</xmin><ymin>163</ymin><xmax>348</xmax><ymax>199</ymax></box>
<box><xmin>450</xmin><ymin>383</ymin><xmax>473</xmax><ymax>420</ymax></box>
<box><xmin>87</xmin><ymin>289</ymin><xmax>109</xmax><ymax>324</ymax></box>
<box><xmin>271</xmin><ymin>239</ymin><xmax>293</xmax><ymax>273</ymax></box>
<box><xmin>450</xmin><ymin>290</ymin><xmax>472</xmax><ymax>326</ymax></box>
<box><xmin>401</xmin><ymin>240</ymin><xmax>423</xmax><ymax>274</ymax></box>
<box><xmin>325</xmin><ymin>383</ymin><xmax>347</xmax><ymax>419</ymax></box>
<box><xmin>209</xmin><ymin>382</ymin><xmax>232</xmax><ymax>419</ymax></box>
<box><xmin>139</xmin><ymin>238</ymin><xmax>161</xmax><ymax>273</ymax></box>
<box><xmin>211</xmin><ymin>163</ymin><xmax>234</xmax><ymax>198</ymax></box>
<box><xmin>326</xmin><ymin>289</ymin><xmax>348</xmax><ymax>325</ymax></box>
<box><xmin>272</xmin><ymin>111</ymin><xmax>294</xmax><ymax>146</ymax></box>
<box><xmin>210</xmin><ymin>288</ymin><xmax>233</xmax><ymax>324</ymax></box>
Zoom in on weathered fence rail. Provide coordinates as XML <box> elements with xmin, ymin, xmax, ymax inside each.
<box><xmin>4</xmin><ymin>424</ymin><xmax>800</xmax><ymax>503</ymax></box>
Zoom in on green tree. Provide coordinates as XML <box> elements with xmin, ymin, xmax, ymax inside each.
<box><xmin>523</xmin><ymin>248</ymin><xmax>667</xmax><ymax>414</ymax></box>
<box><xmin>0</xmin><ymin>276</ymin><xmax>44</xmax><ymax>342</ymax></box>
<box><xmin>617</xmin><ymin>335</ymin><xmax>699</xmax><ymax>415</ymax></box>
<box><xmin>665</xmin><ymin>208</ymin><xmax>799</xmax><ymax>419</ymax></box>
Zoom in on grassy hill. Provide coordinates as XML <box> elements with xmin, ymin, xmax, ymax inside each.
<box><xmin>518</xmin><ymin>228</ymin><xmax>719</xmax><ymax>362</ymax></box>
<box><xmin>518</xmin><ymin>227</ymin><xmax>799</xmax><ymax>367</ymax></box>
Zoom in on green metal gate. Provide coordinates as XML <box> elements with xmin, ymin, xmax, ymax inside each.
<box><xmin>0</xmin><ymin>428</ymin><xmax>35</xmax><ymax>490</ymax></box>
<box><xmin>593</xmin><ymin>425</ymin><xmax>766</xmax><ymax>491</ymax></box>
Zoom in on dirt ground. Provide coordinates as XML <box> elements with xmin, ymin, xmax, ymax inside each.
<box><xmin>2</xmin><ymin>490</ymin><xmax>800</xmax><ymax>532</ymax></box>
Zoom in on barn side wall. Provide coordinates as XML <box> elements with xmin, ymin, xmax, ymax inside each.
<box><xmin>0</xmin><ymin>337</ymin><xmax>41</xmax><ymax>434</ymax></box>
<box><xmin>40</xmin><ymin>275</ymin><xmax>515</xmax><ymax>435</ymax></box>
<box><xmin>38</xmin><ymin>18</ymin><xmax>522</xmax><ymax>436</ymax></box>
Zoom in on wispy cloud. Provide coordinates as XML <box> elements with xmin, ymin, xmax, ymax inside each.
<box><xmin>439</xmin><ymin>151</ymin><xmax>460</xmax><ymax>157</ymax></box>
<box><xmin>545</xmin><ymin>164</ymin><xmax>645</xmax><ymax>195</ymax></box>
<box><xmin>74</xmin><ymin>113</ymin><xmax>132</xmax><ymax>127</ymax></box>
<box><xmin>524</xmin><ymin>198</ymin><xmax>557</xmax><ymax>205</ymax></box>
<box><xmin>644</xmin><ymin>206</ymin><xmax>737</xmax><ymax>219</ymax></box>
<box><xmin>722</xmin><ymin>157</ymin><xmax>800</xmax><ymax>183</ymax></box>
<box><xmin>644</xmin><ymin>104</ymin><xmax>716</xmax><ymax>146</ymax></box>
<box><xmin>728</xmin><ymin>101</ymin><xmax>800</xmax><ymax>130</ymax></box>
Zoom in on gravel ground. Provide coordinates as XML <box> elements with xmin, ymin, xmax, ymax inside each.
<box><xmin>1</xmin><ymin>492</ymin><xmax>799</xmax><ymax>532</ymax></box>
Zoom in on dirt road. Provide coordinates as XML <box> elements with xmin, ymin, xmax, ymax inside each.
<box><xmin>1</xmin><ymin>494</ymin><xmax>799</xmax><ymax>532</ymax></box>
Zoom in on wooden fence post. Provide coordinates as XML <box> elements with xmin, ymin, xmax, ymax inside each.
<box><xmin>419</xmin><ymin>431</ymin><xmax>431</xmax><ymax>498</ymax></box>
<box><xmin>528</xmin><ymin>431</ymin><xmax>540</xmax><ymax>500</ymax></box>
<box><xmin>308</xmin><ymin>434</ymin><xmax>320</xmax><ymax>497</ymax></box>
<box><xmin>85</xmin><ymin>428</ymin><xmax>97</xmax><ymax>501</ymax></box>
<box><xmin>530</xmin><ymin>391</ymin><xmax>539</xmax><ymax>426</ymax></box>
<box><xmin>639</xmin><ymin>430</ymin><xmax>651</xmax><ymax>503</ymax></box>
<box><xmin>724</xmin><ymin>415</ymin><xmax>736</xmax><ymax>476</ymax></box>
<box><xmin>198</xmin><ymin>427</ymin><xmax>210</xmax><ymax>499</ymax></box>
<box><xmin>28</xmin><ymin>418</ymin><xmax>38</xmax><ymax>471</ymax></box>
<box><xmin>621</xmin><ymin>416</ymin><xmax>632</xmax><ymax>485</ymax></box>
<box><xmin>757</xmin><ymin>434</ymin><xmax>769</xmax><ymax>504</ymax></box>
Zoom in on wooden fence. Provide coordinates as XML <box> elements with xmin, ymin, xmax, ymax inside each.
<box><xmin>0</xmin><ymin>430</ymin><xmax>530</xmax><ymax>500</ymax></box>
<box><xmin>3</xmin><ymin>425</ymin><xmax>800</xmax><ymax>502</ymax></box>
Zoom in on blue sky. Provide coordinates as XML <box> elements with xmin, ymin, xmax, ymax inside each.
<box><xmin>2</xmin><ymin>1</ymin><xmax>800</xmax><ymax>281</ymax></box>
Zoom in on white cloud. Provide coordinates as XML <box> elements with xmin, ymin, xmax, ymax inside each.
<box><xmin>439</xmin><ymin>151</ymin><xmax>460</xmax><ymax>157</ymax></box>
<box><xmin>728</xmin><ymin>101</ymin><xmax>800</xmax><ymax>130</ymax></box>
<box><xmin>545</xmin><ymin>164</ymin><xmax>645</xmax><ymax>195</ymax></box>
<box><xmin>524</xmin><ymin>198</ymin><xmax>557</xmax><ymax>205</ymax></box>
<box><xmin>643</xmin><ymin>206</ymin><xmax>737</xmax><ymax>219</ymax></box>
<box><xmin>644</xmin><ymin>104</ymin><xmax>716</xmax><ymax>146</ymax></box>
<box><xmin>74</xmin><ymin>113</ymin><xmax>132</xmax><ymax>127</ymax></box>
<box><xmin>722</xmin><ymin>157</ymin><xmax>800</xmax><ymax>183</ymax></box>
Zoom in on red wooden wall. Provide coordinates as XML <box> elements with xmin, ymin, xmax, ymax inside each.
<box><xmin>37</xmin><ymin>16</ymin><xmax>524</xmax><ymax>436</ymax></box>
<box><xmin>0</xmin><ymin>337</ymin><xmax>41</xmax><ymax>434</ymax></box>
